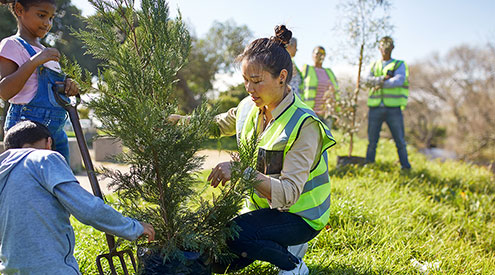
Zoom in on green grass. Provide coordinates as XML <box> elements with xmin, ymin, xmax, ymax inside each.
<box><xmin>72</xmin><ymin>133</ymin><xmax>495</xmax><ymax>274</ymax></box>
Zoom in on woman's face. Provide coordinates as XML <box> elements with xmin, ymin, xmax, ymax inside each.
<box><xmin>16</xmin><ymin>2</ymin><xmax>56</xmax><ymax>39</ymax></box>
<box><xmin>241</xmin><ymin>60</ymin><xmax>287</xmax><ymax>112</ymax></box>
<box><xmin>312</xmin><ymin>47</ymin><xmax>326</xmax><ymax>66</ymax></box>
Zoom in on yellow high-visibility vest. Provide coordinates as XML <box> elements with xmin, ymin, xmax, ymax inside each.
<box><xmin>368</xmin><ymin>59</ymin><xmax>409</xmax><ymax>108</ymax></box>
<box><xmin>301</xmin><ymin>64</ymin><xmax>339</xmax><ymax>109</ymax></box>
<box><xmin>235</xmin><ymin>94</ymin><xmax>336</xmax><ymax>230</ymax></box>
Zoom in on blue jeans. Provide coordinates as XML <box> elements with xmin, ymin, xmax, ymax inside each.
<box><xmin>5</xmin><ymin>104</ymin><xmax>68</xmax><ymax>161</ymax></box>
<box><xmin>366</xmin><ymin>106</ymin><xmax>411</xmax><ymax>169</ymax></box>
<box><xmin>212</xmin><ymin>208</ymin><xmax>319</xmax><ymax>272</ymax></box>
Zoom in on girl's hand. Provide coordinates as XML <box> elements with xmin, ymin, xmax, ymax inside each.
<box><xmin>208</xmin><ymin>161</ymin><xmax>232</xmax><ymax>188</ymax></box>
<box><xmin>64</xmin><ymin>78</ymin><xmax>79</xmax><ymax>96</ymax></box>
<box><xmin>31</xmin><ymin>48</ymin><xmax>60</xmax><ymax>66</ymax></box>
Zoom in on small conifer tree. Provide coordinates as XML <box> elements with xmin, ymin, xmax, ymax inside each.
<box><xmin>74</xmin><ymin>0</ymin><xmax>259</xmax><ymax>267</ymax></box>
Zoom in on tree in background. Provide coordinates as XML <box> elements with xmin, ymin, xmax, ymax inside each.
<box><xmin>213</xmin><ymin>83</ymin><xmax>246</xmax><ymax>114</ymax></box>
<box><xmin>73</xmin><ymin>0</ymin><xmax>259</xmax><ymax>271</ymax></box>
<box><xmin>50</xmin><ymin>0</ymin><xmax>101</xmax><ymax>75</ymax></box>
<box><xmin>0</xmin><ymin>5</ymin><xmax>16</xmax><ymax>39</ymax></box>
<box><xmin>331</xmin><ymin>0</ymin><xmax>394</xmax><ymax>158</ymax></box>
<box><xmin>176</xmin><ymin>20</ymin><xmax>252</xmax><ymax>112</ymax></box>
<box><xmin>408</xmin><ymin>43</ymin><xmax>495</xmax><ymax>162</ymax></box>
<box><xmin>402</xmin><ymin>63</ymin><xmax>446</xmax><ymax>150</ymax></box>
<box><xmin>402</xmin><ymin>92</ymin><xmax>446</xmax><ymax>149</ymax></box>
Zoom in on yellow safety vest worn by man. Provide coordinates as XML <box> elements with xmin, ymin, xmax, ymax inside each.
<box><xmin>365</xmin><ymin>36</ymin><xmax>412</xmax><ymax>170</ymax></box>
<box><xmin>367</xmin><ymin>59</ymin><xmax>409</xmax><ymax>108</ymax></box>
<box><xmin>235</xmin><ymin>93</ymin><xmax>336</xmax><ymax>230</ymax></box>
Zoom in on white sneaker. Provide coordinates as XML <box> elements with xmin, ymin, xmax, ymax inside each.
<box><xmin>277</xmin><ymin>259</ymin><xmax>309</xmax><ymax>275</ymax></box>
<box><xmin>287</xmin><ymin>243</ymin><xmax>308</xmax><ymax>259</ymax></box>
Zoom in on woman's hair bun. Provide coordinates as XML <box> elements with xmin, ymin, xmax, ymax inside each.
<box><xmin>273</xmin><ymin>25</ymin><xmax>292</xmax><ymax>47</ymax></box>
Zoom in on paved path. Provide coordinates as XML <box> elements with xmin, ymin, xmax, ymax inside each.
<box><xmin>76</xmin><ymin>149</ymin><xmax>232</xmax><ymax>195</ymax></box>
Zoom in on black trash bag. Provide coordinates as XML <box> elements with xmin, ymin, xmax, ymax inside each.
<box><xmin>137</xmin><ymin>246</ymin><xmax>211</xmax><ymax>275</ymax></box>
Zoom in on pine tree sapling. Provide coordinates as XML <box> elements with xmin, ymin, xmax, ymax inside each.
<box><xmin>74</xmin><ymin>0</ymin><xmax>260</xmax><ymax>271</ymax></box>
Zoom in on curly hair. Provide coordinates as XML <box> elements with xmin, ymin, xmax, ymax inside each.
<box><xmin>4</xmin><ymin>120</ymin><xmax>52</xmax><ymax>150</ymax></box>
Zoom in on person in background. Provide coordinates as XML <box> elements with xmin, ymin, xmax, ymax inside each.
<box><xmin>0</xmin><ymin>0</ymin><xmax>80</xmax><ymax>164</ymax></box>
<box><xmin>300</xmin><ymin>46</ymin><xmax>339</xmax><ymax>128</ymax></box>
<box><xmin>364</xmin><ymin>36</ymin><xmax>411</xmax><ymax>170</ymax></box>
<box><xmin>286</xmin><ymin>37</ymin><xmax>302</xmax><ymax>98</ymax></box>
<box><xmin>0</xmin><ymin>120</ymin><xmax>155</xmax><ymax>274</ymax></box>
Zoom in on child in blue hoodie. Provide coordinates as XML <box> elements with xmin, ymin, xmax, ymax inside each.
<box><xmin>0</xmin><ymin>120</ymin><xmax>155</xmax><ymax>275</ymax></box>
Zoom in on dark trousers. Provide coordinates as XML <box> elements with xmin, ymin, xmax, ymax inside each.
<box><xmin>366</xmin><ymin>106</ymin><xmax>411</xmax><ymax>169</ymax></box>
<box><xmin>212</xmin><ymin>208</ymin><xmax>319</xmax><ymax>273</ymax></box>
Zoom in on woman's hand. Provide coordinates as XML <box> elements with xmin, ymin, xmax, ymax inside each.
<box><xmin>208</xmin><ymin>161</ymin><xmax>232</xmax><ymax>187</ymax></box>
<box><xmin>168</xmin><ymin>114</ymin><xmax>184</xmax><ymax>124</ymax></box>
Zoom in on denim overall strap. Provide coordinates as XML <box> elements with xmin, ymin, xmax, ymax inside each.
<box><xmin>5</xmin><ymin>37</ymin><xmax>70</xmax><ymax>164</ymax></box>
<box><xmin>15</xmin><ymin>37</ymin><xmax>37</xmax><ymax>56</ymax></box>
<box><xmin>14</xmin><ymin>37</ymin><xmax>68</xmax><ymax>110</ymax></box>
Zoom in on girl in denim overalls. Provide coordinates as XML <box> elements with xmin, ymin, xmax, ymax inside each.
<box><xmin>0</xmin><ymin>0</ymin><xmax>79</xmax><ymax>163</ymax></box>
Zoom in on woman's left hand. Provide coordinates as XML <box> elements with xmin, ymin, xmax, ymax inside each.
<box><xmin>208</xmin><ymin>161</ymin><xmax>232</xmax><ymax>187</ymax></box>
<box><xmin>64</xmin><ymin>78</ymin><xmax>80</xmax><ymax>96</ymax></box>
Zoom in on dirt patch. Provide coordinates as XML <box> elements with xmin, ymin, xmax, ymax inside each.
<box><xmin>197</xmin><ymin>149</ymin><xmax>233</xmax><ymax>170</ymax></box>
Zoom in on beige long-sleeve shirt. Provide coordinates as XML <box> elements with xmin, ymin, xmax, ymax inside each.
<box><xmin>215</xmin><ymin>91</ymin><xmax>322</xmax><ymax>210</ymax></box>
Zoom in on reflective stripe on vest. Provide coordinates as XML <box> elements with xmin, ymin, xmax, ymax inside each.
<box><xmin>235</xmin><ymin>94</ymin><xmax>336</xmax><ymax>230</ymax></box>
<box><xmin>301</xmin><ymin>65</ymin><xmax>339</xmax><ymax>109</ymax></box>
<box><xmin>368</xmin><ymin>59</ymin><xmax>410</xmax><ymax>108</ymax></box>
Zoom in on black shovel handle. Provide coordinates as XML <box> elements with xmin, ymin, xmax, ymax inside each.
<box><xmin>53</xmin><ymin>84</ymin><xmax>103</xmax><ymax>198</ymax></box>
<box><xmin>53</xmin><ymin>85</ymin><xmax>117</xmax><ymax>253</ymax></box>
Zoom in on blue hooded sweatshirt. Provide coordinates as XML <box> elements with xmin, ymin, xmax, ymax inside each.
<box><xmin>0</xmin><ymin>149</ymin><xmax>143</xmax><ymax>275</ymax></box>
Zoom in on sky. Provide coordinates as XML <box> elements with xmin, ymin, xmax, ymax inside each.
<box><xmin>73</xmin><ymin>0</ymin><xmax>495</xmax><ymax>82</ymax></box>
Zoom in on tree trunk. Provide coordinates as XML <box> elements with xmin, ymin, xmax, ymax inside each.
<box><xmin>349</xmin><ymin>43</ymin><xmax>365</xmax><ymax>157</ymax></box>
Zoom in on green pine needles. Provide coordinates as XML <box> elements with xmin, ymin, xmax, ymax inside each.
<box><xmin>74</xmin><ymin>0</ymin><xmax>259</xmax><ymax>266</ymax></box>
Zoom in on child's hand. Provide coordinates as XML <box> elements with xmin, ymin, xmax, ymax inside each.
<box><xmin>64</xmin><ymin>78</ymin><xmax>79</xmax><ymax>96</ymax></box>
<box><xmin>31</xmin><ymin>48</ymin><xmax>60</xmax><ymax>66</ymax></box>
<box><xmin>139</xmin><ymin>222</ymin><xmax>155</xmax><ymax>242</ymax></box>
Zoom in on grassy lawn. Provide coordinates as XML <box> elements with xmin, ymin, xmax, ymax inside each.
<box><xmin>72</xmin><ymin>133</ymin><xmax>495</xmax><ymax>274</ymax></box>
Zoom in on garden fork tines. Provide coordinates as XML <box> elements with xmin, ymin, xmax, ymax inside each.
<box><xmin>96</xmin><ymin>236</ymin><xmax>137</xmax><ymax>275</ymax></box>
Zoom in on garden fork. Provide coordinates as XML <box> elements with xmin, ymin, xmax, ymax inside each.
<box><xmin>53</xmin><ymin>84</ymin><xmax>137</xmax><ymax>275</ymax></box>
